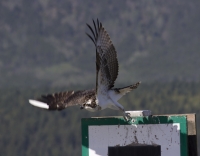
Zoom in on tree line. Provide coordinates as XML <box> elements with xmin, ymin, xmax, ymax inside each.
<box><xmin>0</xmin><ymin>81</ymin><xmax>199</xmax><ymax>155</ymax></box>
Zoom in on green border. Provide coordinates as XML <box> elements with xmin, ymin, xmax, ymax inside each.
<box><xmin>81</xmin><ymin>115</ymin><xmax>188</xmax><ymax>156</ymax></box>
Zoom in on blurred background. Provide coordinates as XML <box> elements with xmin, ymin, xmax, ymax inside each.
<box><xmin>0</xmin><ymin>0</ymin><xmax>200</xmax><ymax>155</ymax></box>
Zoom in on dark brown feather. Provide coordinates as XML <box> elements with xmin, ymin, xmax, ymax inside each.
<box><xmin>37</xmin><ymin>89</ymin><xmax>95</xmax><ymax>110</ymax></box>
<box><xmin>96</xmin><ymin>50</ymin><xmax>101</xmax><ymax>92</ymax></box>
<box><xmin>86</xmin><ymin>19</ymin><xmax>119</xmax><ymax>91</ymax></box>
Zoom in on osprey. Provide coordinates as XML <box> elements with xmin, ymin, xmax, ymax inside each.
<box><xmin>29</xmin><ymin>19</ymin><xmax>140</xmax><ymax>121</ymax></box>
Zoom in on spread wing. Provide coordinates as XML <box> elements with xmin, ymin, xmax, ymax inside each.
<box><xmin>86</xmin><ymin>19</ymin><xmax>119</xmax><ymax>93</ymax></box>
<box><xmin>29</xmin><ymin>89</ymin><xmax>95</xmax><ymax>110</ymax></box>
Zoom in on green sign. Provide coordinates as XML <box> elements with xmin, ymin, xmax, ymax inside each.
<box><xmin>82</xmin><ymin>115</ymin><xmax>188</xmax><ymax>156</ymax></box>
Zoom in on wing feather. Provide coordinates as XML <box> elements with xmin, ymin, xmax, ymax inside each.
<box><xmin>87</xmin><ymin>19</ymin><xmax>119</xmax><ymax>91</ymax></box>
<box><xmin>30</xmin><ymin>89</ymin><xmax>95</xmax><ymax>110</ymax></box>
<box><xmin>93</xmin><ymin>20</ymin><xmax>98</xmax><ymax>37</ymax></box>
<box><xmin>86</xmin><ymin>33</ymin><xmax>96</xmax><ymax>45</ymax></box>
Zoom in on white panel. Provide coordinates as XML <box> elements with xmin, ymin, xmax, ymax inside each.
<box><xmin>88</xmin><ymin>124</ymin><xmax>180</xmax><ymax>156</ymax></box>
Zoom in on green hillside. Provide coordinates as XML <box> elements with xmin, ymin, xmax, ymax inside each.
<box><xmin>1</xmin><ymin>0</ymin><xmax>200</xmax><ymax>155</ymax></box>
<box><xmin>0</xmin><ymin>0</ymin><xmax>200</xmax><ymax>88</ymax></box>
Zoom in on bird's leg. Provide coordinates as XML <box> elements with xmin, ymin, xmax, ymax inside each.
<box><xmin>109</xmin><ymin>97</ymin><xmax>133</xmax><ymax>122</ymax></box>
<box><xmin>114</xmin><ymin>106</ymin><xmax>132</xmax><ymax>121</ymax></box>
<box><xmin>123</xmin><ymin>112</ymin><xmax>132</xmax><ymax>121</ymax></box>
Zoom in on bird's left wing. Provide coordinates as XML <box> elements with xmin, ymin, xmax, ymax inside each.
<box><xmin>86</xmin><ymin>19</ymin><xmax>119</xmax><ymax>93</ymax></box>
<box><xmin>29</xmin><ymin>89</ymin><xmax>95</xmax><ymax>110</ymax></box>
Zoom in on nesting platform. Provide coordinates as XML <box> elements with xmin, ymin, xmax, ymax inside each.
<box><xmin>81</xmin><ymin>112</ymin><xmax>197</xmax><ymax>156</ymax></box>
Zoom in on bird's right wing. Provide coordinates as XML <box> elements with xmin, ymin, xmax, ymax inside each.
<box><xmin>86</xmin><ymin>19</ymin><xmax>119</xmax><ymax>94</ymax></box>
<box><xmin>29</xmin><ymin>89</ymin><xmax>95</xmax><ymax>110</ymax></box>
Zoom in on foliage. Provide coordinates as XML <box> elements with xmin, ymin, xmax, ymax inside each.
<box><xmin>1</xmin><ymin>0</ymin><xmax>200</xmax><ymax>155</ymax></box>
<box><xmin>0</xmin><ymin>82</ymin><xmax>199</xmax><ymax>155</ymax></box>
<box><xmin>0</xmin><ymin>0</ymin><xmax>200</xmax><ymax>88</ymax></box>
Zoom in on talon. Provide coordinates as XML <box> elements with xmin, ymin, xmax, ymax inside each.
<box><xmin>123</xmin><ymin>112</ymin><xmax>132</xmax><ymax>121</ymax></box>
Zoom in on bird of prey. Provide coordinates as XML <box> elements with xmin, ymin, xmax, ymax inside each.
<box><xmin>29</xmin><ymin>19</ymin><xmax>140</xmax><ymax>121</ymax></box>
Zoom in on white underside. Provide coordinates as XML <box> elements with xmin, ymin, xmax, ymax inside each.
<box><xmin>96</xmin><ymin>69</ymin><xmax>125</xmax><ymax>111</ymax></box>
<box><xmin>96</xmin><ymin>89</ymin><xmax>124</xmax><ymax>111</ymax></box>
<box><xmin>29</xmin><ymin>99</ymin><xmax>49</xmax><ymax>109</ymax></box>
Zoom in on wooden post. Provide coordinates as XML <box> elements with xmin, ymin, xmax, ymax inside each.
<box><xmin>186</xmin><ymin>114</ymin><xmax>198</xmax><ymax>156</ymax></box>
